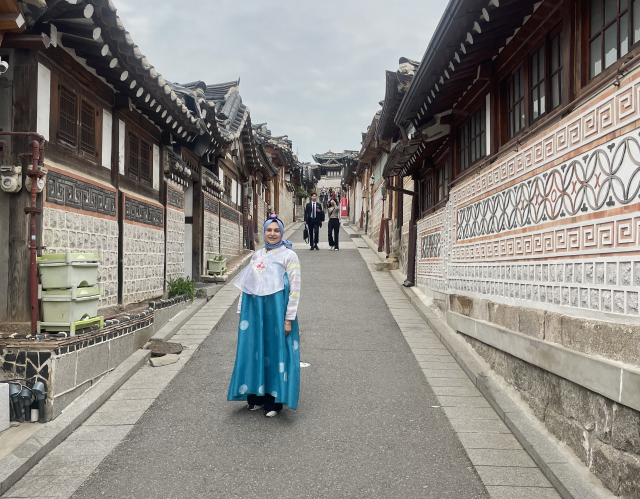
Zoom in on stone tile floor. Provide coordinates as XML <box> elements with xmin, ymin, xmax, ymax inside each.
<box><xmin>357</xmin><ymin>246</ymin><xmax>562</xmax><ymax>499</ymax></box>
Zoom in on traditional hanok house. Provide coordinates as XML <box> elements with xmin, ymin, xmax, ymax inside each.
<box><xmin>353</xmin><ymin>112</ymin><xmax>380</xmax><ymax>236</ymax></box>
<box><xmin>351</xmin><ymin>57</ymin><xmax>419</xmax><ymax>266</ymax></box>
<box><xmin>180</xmin><ymin>79</ymin><xmax>269</xmax><ymax>255</ymax></box>
<box><xmin>389</xmin><ymin>0</ymin><xmax>640</xmax><ymax>493</ymax></box>
<box><xmin>0</xmin><ymin>0</ymin><xmax>216</xmax><ymax>324</ymax></box>
<box><xmin>253</xmin><ymin>123</ymin><xmax>297</xmax><ymax>226</ymax></box>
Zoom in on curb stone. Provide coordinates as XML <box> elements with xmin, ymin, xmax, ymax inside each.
<box><xmin>386</xmin><ymin>269</ymin><xmax>613</xmax><ymax>499</ymax></box>
<box><xmin>0</xmin><ymin>349</ymin><xmax>150</xmax><ymax>496</ymax></box>
<box><xmin>149</xmin><ymin>297</ymin><xmax>208</xmax><ymax>343</ymax></box>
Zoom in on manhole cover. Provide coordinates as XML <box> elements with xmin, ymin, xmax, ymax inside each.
<box><xmin>300</xmin><ymin>362</ymin><xmax>311</xmax><ymax>367</ymax></box>
<box><xmin>147</xmin><ymin>342</ymin><xmax>183</xmax><ymax>357</ymax></box>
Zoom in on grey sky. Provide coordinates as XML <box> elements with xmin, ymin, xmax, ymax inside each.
<box><xmin>116</xmin><ymin>1</ymin><xmax>447</xmax><ymax>163</ymax></box>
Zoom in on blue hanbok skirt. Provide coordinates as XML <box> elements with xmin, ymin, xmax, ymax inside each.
<box><xmin>227</xmin><ymin>275</ymin><xmax>300</xmax><ymax>410</ymax></box>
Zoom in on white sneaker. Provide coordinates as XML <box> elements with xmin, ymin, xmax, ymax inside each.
<box><xmin>264</xmin><ymin>410</ymin><xmax>278</xmax><ymax>418</ymax></box>
<box><xmin>247</xmin><ymin>404</ymin><xmax>264</xmax><ymax>411</ymax></box>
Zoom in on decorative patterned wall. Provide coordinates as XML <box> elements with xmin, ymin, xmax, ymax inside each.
<box><xmin>43</xmin><ymin>169</ymin><xmax>118</xmax><ymax>308</ymax></box>
<box><xmin>46</xmin><ymin>170</ymin><xmax>117</xmax><ymax>217</ymax></box>
<box><xmin>220</xmin><ymin>202</ymin><xmax>242</xmax><ymax>256</ymax></box>
<box><xmin>42</xmin><ymin>207</ymin><xmax>118</xmax><ymax>308</ymax></box>
<box><xmin>122</xmin><ymin>195</ymin><xmax>164</xmax><ymax>305</ymax></box>
<box><xmin>415</xmin><ymin>73</ymin><xmax>640</xmax><ymax>321</ymax></box>
<box><xmin>165</xmin><ymin>185</ymin><xmax>185</xmax><ymax>283</ymax></box>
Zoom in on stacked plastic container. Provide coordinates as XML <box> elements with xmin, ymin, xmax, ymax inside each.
<box><xmin>37</xmin><ymin>249</ymin><xmax>103</xmax><ymax>336</ymax></box>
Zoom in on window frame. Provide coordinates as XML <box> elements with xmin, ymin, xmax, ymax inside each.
<box><xmin>125</xmin><ymin>128</ymin><xmax>153</xmax><ymax>187</ymax></box>
<box><xmin>588</xmin><ymin>0</ymin><xmax>640</xmax><ymax>79</ymax></box>
<box><xmin>421</xmin><ymin>175</ymin><xmax>434</xmax><ymax>215</ymax></box>
<box><xmin>507</xmin><ymin>65</ymin><xmax>526</xmax><ymax>139</ymax></box>
<box><xmin>436</xmin><ymin>162</ymin><xmax>449</xmax><ymax>203</ymax></box>
<box><xmin>458</xmin><ymin>104</ymin><xmax>486</xmax><ymax>173</ymax></box>
<box><xmin>530</xmin><ymin>26</ymin><xmax>564</xmax><ymax>124</ymax></box>
<box><xmin>51</xmin><ymin>73</ymin><xmax>102</xmax><ymax>163</ymax></box>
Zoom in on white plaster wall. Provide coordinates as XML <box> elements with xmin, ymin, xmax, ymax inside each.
<box><xmin>37</xmin><ymin>63</ymin><xmax>51</xmax><ymax>141</ymax></box>
<box><xmin>102</xmin><ymin>110</ymin><xmax>112</xmax><ymax>169</ymax></box>
<box><xmin>118</xmin><ymin>120</ymin><xmax>125</xmax><ymax>175</ymax></box>
<box><xmin>152</xmin><ymin>144</ymin><xmax>160</xmax><ymax>190</ymax></box>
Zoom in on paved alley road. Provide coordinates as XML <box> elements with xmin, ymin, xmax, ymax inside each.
<box><xmin>68</xmin><ymin>225</ymin><xmax>489</xmax><ymax>499</ymax></box>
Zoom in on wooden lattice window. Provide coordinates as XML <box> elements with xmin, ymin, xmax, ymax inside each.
<box><xmin>507</xmin><ymin>67</ymin><xmax>525</xmax><ymax>138</ymax></box>
<box><xmin>126</xmin><ymin>130</ymin><xmax>153</xmax><ymax>186</ymax></box>
<box><xmin>58</xmin><ymin>85</ymin><xmax>77</xmax><ymax>147</ymax></box>
<box><xmin>224</xmin><ymin>177</ymin><xmax>232</xmax><ymax>197</ymax></box>
<box><xmin>437</xmin><ymin>163</ymin><xmax>449</xmax><ymax>203</ymax></box>
<box><xmin>140</xmin><ymin>140</ymin><xmax>150</xmax><ymax>185</ymax></box>
<box><xmin>459</xmin><ymin>105</ymin><xmax>486</xmax><ymax>172</ymax></box>
<box><xmin>54</xmin><ymin>79</ymin><xmax>100</xmax><ymax>161</ymax></box>
<box><xmin>128</xmin><ymin>132</ymin><xmax>139</xmax><ymax>181</ymax></box>
<box><xmin>80</xmin><ymin>100</ymin><xmax>96</xmax><ymax>155</ymax></box>
<box><xmin>422</xmin><ymin>177</ymin><xmax>433</xmax><ymax>213</ymax></box>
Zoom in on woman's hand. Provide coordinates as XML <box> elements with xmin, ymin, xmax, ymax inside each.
<box><xmin>284</xmin><ymin>320</ymin><xmax>292</xmax><ymax>335</ymax></box>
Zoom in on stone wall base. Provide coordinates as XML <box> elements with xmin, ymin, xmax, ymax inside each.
<box><xmin>464</xmin><ymin>334</ymin><xmax>640</xmax><ymax>497</ymax></box>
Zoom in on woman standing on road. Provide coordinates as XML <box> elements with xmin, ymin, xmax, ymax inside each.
<box><xmin>228</xmin><ymin>214</ymin><xmax>301</xmax><ymax>417</ymax></box>
<box><xmin>327</xmin><ymin>198</ymin><xmax>340</xmax><ymax>250</ymax></box>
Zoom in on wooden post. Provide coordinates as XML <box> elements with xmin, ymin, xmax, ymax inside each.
<box><xmin>406</xmin><ymin>177</ymin><xmax>419</xmax><ymax>286</ymax></box>
<box><xmin>7</xmin><ymin>50</ymin><xmax>37</xmax><ymax>321</ymax></box>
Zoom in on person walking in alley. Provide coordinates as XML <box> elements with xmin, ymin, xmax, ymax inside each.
<box><xmin>327</xmin><ymin>197</ymin><xmax>340</xmax><ymax>250</ymax></box>
<box><xmin>228</xmin><ymin>214</ymin><xmax>301</xmax><ymax>418</ymax></box>
<box><xmin>304</xmin><ymin>193</ymin><xmax>324</xmax><ymax>250</ymax></box>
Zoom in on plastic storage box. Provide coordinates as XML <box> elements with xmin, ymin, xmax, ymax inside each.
<box><xmin>37</xmin><ymin>250</ymin><xmax>101</xmax><ymax>289</ymax></box>
<box><xmin>207</xmin><ymin>258</ymin><xmax>227</xmax><ymax>275</ymax></box>
<box><xmin>39</xmin><ymin>284</ymin><xmax>101</xmax><ymax>323</ymax></box>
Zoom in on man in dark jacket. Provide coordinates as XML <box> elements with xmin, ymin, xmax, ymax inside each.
<box><xmin>304</xmin><ymin>193</ymin><xmax>324</xmax><ymax>250</ymax></box>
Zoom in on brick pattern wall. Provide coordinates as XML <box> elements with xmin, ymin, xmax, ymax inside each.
<box><xmin>279</xmin><ymin>191</ymin><xmax>295</xmax><ymax>227</ymax></box>
<box><xmin>257</xmin><ymin>198</ymin><xmax>266</xmax><ymax>237</ymax></box>
<box><xmin>42</xmin><ymin>207</ymin><xmax>118</xmax><ymax>308</ymax></box>
<box><xmin>165</xmin><ymin>207</ymin><xmax>185</xmax><ymax>283</ymax></box>
<box><xmin>203</xmin><ymin>210</ymin><xmax>219</xmax><ymax>259</ymax></box>
<box><xmin>123</xmin><ymin>223</ymin><xmax>164</xmax><ymax>305</ymax></box>
<box><xmin>220</xmin><ymin>213</ymin><xmax>241</xmax><ymax>256</ymax></box>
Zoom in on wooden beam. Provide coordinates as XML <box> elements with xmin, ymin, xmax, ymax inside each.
<box><xmin>0</xmin><ymin>12</ymin><xmax>24</xmax><ymax>30</ymax></box>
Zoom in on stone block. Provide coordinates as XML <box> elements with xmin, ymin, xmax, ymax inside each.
<box><xmin>75</xmin><ymin>342</ymin><xmax>109</xmax><ymax>385</ymax></box>
<box><xmin>108</xmin><ymin>333</ymin><xmax>135</xmax><ymax>370</ymax></box>
<box><xmin>149</xmin><ymin>354</ymin><xmax>179</xmax><ymax>367</ymax></box>
<box><xmin>543</xmin><ymin>311</ymin><xmax>562</xmax><ymax>345</ymax></box>
<box><xmin>590</xmin><ymin>438</ymin><xmax>620</xmax><ymax>494</ymax></box>
<box><xmin>133</xmin><ymin>325</ymin><xmax>154</xmax><ymax>349</ymax></box>
<box><xmin>518</xmin><ymin>307</ymin><xmax>545</xmax><ymax>339</ymax></box>
<box><xmin>488</xmin><ymin>302</ymin><xmax>518</xmax><ymax>331</ymax></box>
<box><xmin>611</xmin><ymin>403</ymin><xmax>640</xmax><ymax>455</ymax></box>
<box><xmin>51</xmin><ymin>351</ymin><xmax>78</xmax><ymax>395</ymax></box>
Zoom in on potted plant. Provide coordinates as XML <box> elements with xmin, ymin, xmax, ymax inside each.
<box><xmin>207</xmin><ymin>255</ymin><xmax>227</xmax><ymax>275</ymax></box>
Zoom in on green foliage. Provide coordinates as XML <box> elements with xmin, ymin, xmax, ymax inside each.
<box><xmin>166</xmin><ymin>276</ymin><xmax>195</xmax><ymax>301</ymax></box>
<box><xmin>295</xmin><ymin>186</ymin><xmax>307</xmax><ymax>199</ymax></box>
<box><xmin>213</xmin><ymin>255</ymin><xmax>226</xmax><ymax>262</ymax></box>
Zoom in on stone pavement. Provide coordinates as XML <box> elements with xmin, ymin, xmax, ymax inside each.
<box><xmin>2</xmin><ymin>224</ymin><xmax>560</xmax><ymax>498</ymax></box>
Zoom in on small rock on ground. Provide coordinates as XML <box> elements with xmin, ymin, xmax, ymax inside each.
<box><xmin>149</xmin><ymin>354</ymin><xmax>180</xmax><ymax>367</ymax></box>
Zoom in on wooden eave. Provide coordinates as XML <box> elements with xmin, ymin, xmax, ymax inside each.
<box><xmin>396</xmin><ymin>0</ymin><xmax>541</xmax><ymax>128</ymax></box>
<box><xmin>30</xmin><ymin>0</ymin><xmax>205</xmax><ymax>145</ymax></box>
